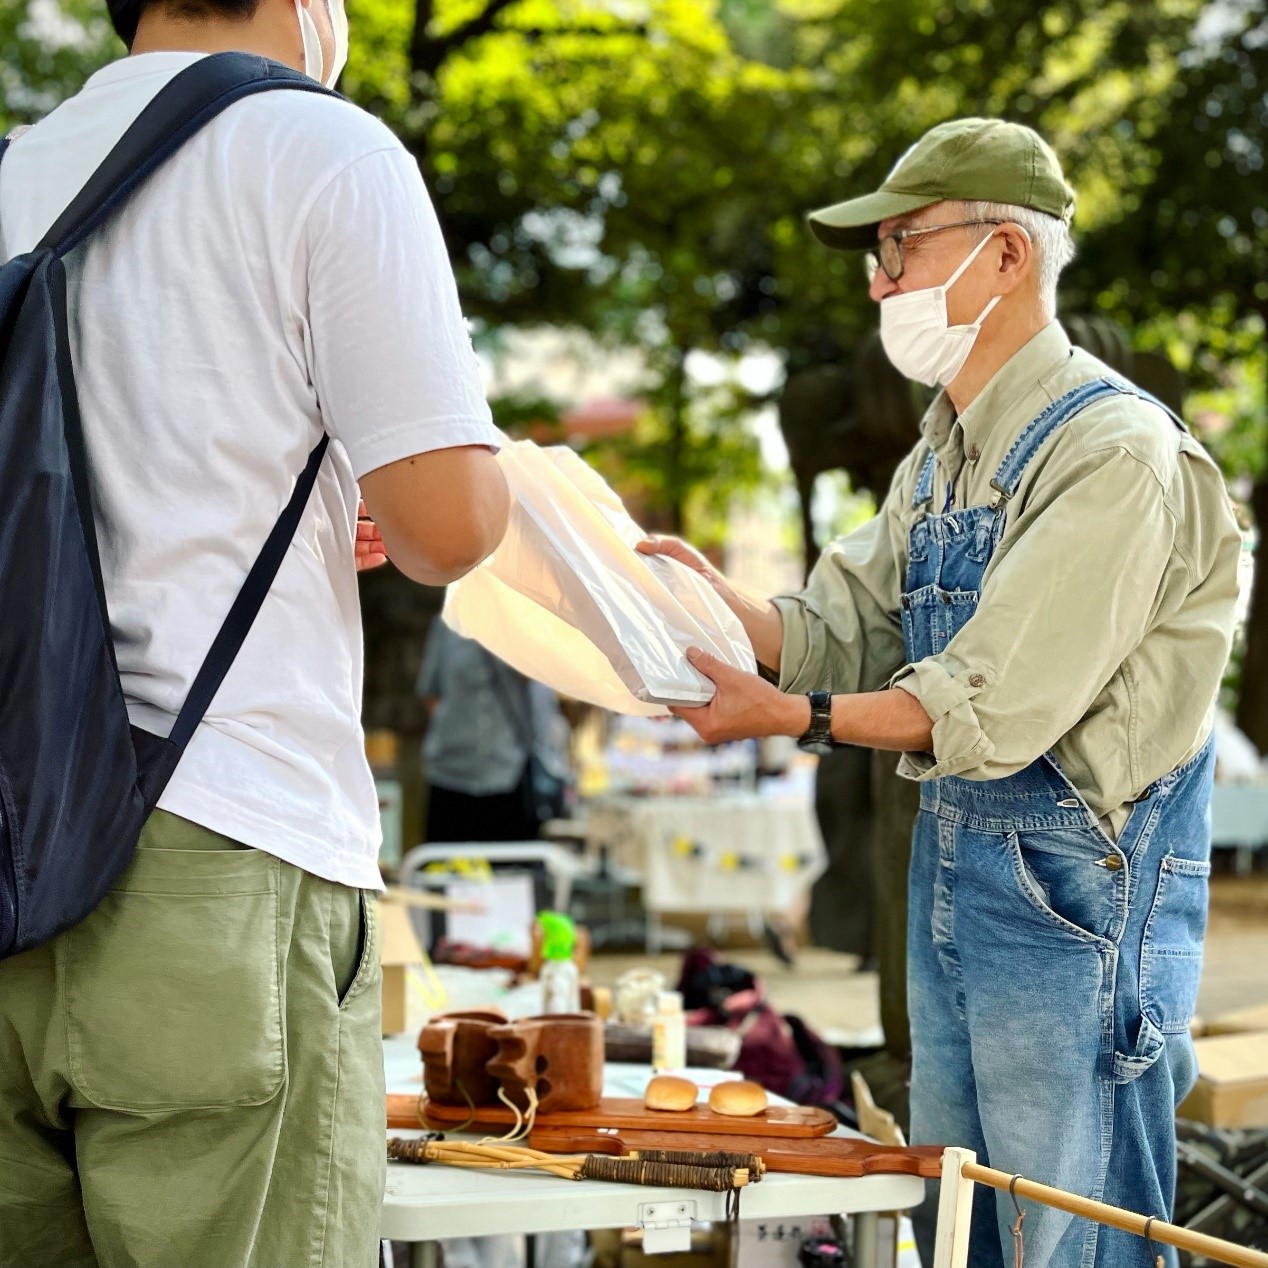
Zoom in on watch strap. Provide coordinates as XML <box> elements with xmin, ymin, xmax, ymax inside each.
<box><xmin>800</xmin><ymin>689</ymin><xmax>834</xmax><ymax>748</ymax></box>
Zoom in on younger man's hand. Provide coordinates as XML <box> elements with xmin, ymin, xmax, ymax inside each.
<box><xmin>355</xmin><ymin>499</ymin><xmax>389</xmax><ymax>572</ymax></box>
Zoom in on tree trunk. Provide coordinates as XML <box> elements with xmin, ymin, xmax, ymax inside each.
<box><xmin>808</xmin><ymin>746</ymin><xmax>875</xmax><ymax>957</ymax></box>
<box><xmin>797</xmin><ymin>469</ymin><xmax>817</xmax><ymax>584</ymax></box>
<box><xmin>665</xmin><ymin>352</ymin><xmax>687</xmax><ymax>536</ymax></box>
<box><xmin>1236</xmin><ymin>475</ymin><xmax>1268</xmax><ymax>751</ymax></box>
<box><xmin>870</xmin><ymin>751</ymin><xmax>918</xmax><ymax>1062</ymax></box>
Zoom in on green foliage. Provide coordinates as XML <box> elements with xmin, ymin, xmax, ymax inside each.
<box><xmin>6</xmin><ymin>0</ymin><xmax>1267</xmax><ymax>721</ymax></box>
<box><xmin>6</xmin><ymin>0</ymin><xmax>1260</xmax><ymax>533</ymax></box>
<box><xmin>0</xmin><ymin>0</ymin><xmax>116</xmax><ymax>132</ymax></box>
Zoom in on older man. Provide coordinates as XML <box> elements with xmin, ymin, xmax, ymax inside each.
<box><xmin>644</xmin><ymin>119</ymin><xmax>1240</xmax><ymax>1267</ymax></box>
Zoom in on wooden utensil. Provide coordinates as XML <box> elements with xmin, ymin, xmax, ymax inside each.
<box><xmin>401</xmin><ymin>1094</ymin><xmax>837</xmax><ymax>1137</ymax></box>
<box><xmin>527</xmin><ymin>1125</ymin><xmax>945</xmax><ymax>1179</ymax></box>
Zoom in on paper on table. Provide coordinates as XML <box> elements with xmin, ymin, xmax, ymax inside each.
<box><xmin>443</xmin><ymin>441</ymin><xmax>756</xmax><ymax>715</ymax></box>
<box><xmin>443</xmin><ymin>874</ymin><xmax>536</xmax><ymax>956</ymax></box>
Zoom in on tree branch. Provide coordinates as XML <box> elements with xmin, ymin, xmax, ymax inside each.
<box><xmin>413</xmin><ymin>0</ymin><xmax>521</xmax><ymax>76</ymax></box>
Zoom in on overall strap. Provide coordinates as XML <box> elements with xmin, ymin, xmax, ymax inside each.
<box><xmin>39</xmin><ymin>53</ymin><xmax>335</xmax><ymax>256</ymax></box>
<box><xmin>912</xmin><ymin>449</ymin><xmax>937</xmax><ymax>509</ymax></box>
<box><xmin>989</xmin><ymin>378</ymin><xmax>1127</xmax><ymax>502</ymax></box>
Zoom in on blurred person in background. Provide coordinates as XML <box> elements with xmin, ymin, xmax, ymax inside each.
<box><xmin>418</xmin><ymin>619</ymin><xmax>569</xmax><ymax>844</ymax></box>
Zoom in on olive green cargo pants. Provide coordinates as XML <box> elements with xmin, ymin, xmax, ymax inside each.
<box><xmin>0</xmin><ymin>810</ymin><xmax>386</xmax><ymax>1268</ymax></box>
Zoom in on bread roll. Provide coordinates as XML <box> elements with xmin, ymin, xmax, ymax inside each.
<box><xmin>708</xmin><ymin>1080</ymin><xmax>768</xmax><ymax>1117</ymax></box>
<box><xmin>644</xmin><ymin>1075</ymin><xmax>698</xmax><ymax>1112</ymax></box>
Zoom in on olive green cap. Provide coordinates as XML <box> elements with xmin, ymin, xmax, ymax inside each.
<box><xmin>808</xmin><ymin>117</ymin><xmax>1076</xmax><ymax>250</ymax></box>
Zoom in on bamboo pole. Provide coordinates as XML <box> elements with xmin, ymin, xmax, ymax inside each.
<box><xmin>962</xmin><ymin>1161</ymin><xmax>1268</xmax><ymax>1268</ymax></box>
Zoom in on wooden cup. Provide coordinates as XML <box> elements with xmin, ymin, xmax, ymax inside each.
<box><xmin>417</xmin><ymin>1008</ymin><xmax>508</xmax><ymax>1107</ymax></box>
<box><xmin>486</xmin><ymin>1012</ymin><xmax>604</xmax><ymax>1114</ymax></box>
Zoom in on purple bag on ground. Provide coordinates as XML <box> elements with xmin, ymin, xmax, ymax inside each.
<box><xmin>677</xmin><ymin>947</ymin><xmax>845</xmax><ymax>1108</ymax></box>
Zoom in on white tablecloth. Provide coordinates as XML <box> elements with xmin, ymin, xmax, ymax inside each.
<box><xmin>381</xmin><ymin>1037</ymin><xmax>923</xmax><ymax>1264</ymax></box>
<box><xmin>585</xmin><ymin>795</ymin><xmax>826</xmax><ymax>915</ymax></box>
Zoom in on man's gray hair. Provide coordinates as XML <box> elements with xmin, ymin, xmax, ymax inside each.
<box><xmin>959</xmin><ymin>201</ymin><xmax>1076</xmax><ymax>319</ymax></box>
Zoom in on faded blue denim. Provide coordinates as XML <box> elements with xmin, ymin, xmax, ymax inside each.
<box><xmin>901</xmin><ymin>382</ymin><xmax>1213</xmax><ymax>1268</ymax></box>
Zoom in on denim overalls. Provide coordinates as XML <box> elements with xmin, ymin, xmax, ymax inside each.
<box><xmin>903</xmin><ymin>379</ymin><xmax>1214</xmax><ymax>1268</ymax></box>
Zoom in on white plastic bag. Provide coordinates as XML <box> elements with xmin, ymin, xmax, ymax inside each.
<box><xmin>443</xmin><ymin>441</ymin><xmax>756</xmax><ymax>715</ymax></box>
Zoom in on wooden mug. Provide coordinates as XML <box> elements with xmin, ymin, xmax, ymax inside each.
<box><xmin>417</xmin><ymin>1008</ymin><xmax>508</xmax><ymax>1106</ymax></box>
<box><xmin>486</xmin><ymin>1012</ymin><xmax>604</xmax><ymax>1114</ymax></box>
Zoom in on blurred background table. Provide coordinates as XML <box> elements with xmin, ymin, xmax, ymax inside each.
<box><xmin>582</xmin><ymin>794</ymin><xmax>826</xmax><ymax>952</ymax></box>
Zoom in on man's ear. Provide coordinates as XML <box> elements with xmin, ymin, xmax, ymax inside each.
<box><xmin>995</xmin><ymin>222</ymin><xmax>1034</xmax><ymax>297</ymax></box>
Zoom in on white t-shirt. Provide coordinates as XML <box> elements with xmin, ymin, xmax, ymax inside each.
<box><xmin>0</xmin><ymin>53</ymin><xmax>502</xmax><ymax>890</ymax></box>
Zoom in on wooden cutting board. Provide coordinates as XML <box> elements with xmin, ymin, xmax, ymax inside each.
<box><xmin>528</xmin><ymin>1125</ymin><xmax>946</xmax><ymax>1179</ymax></box>
<box><xmin>387</xmin><ymin>1094</ymin><xmax>836</xmax><ymax>1138</ymax></box>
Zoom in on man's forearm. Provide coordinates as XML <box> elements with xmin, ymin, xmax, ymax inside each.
<box><xmin>723</xmin><ymin>586</ymin><xmax>785</xmax><ymax>673</ymax></box>
<box><xmin>828</xmin><ymin>687</ymin><xmax>933</xmax><ymax>753</ymax></box>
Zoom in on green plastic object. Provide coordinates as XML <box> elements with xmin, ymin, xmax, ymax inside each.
<box><xmin>537</xmin><ymin>911</ymin><xmax>576</xmax><ymax>961</ymax></box>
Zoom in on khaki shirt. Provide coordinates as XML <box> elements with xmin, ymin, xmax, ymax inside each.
<box><xmin>773</xmin><ymin>322</ymin><xmax>1241</xmax><ymax>834</ymax></box>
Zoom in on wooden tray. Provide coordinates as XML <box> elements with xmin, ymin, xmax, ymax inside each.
<box><xmin>388</xmin><ymin>1094</ymin><xmax>837</xmax><ymax>1138</ymax></box>
<box><xmin>528</xmin><ymin>1125</ymin><xmax>946</xmax><ymax>1180</ymax></box>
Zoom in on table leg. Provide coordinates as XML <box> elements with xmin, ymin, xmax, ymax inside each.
<box><xmin>932</xmin><ymin>1147</ymin><xmax>976</xmax><ymax>1268</ymax></box>
<box><xmin>410</xmin><ymin>1241</ymin><xmax>440</xmax><ymax>1268</ymax></box>
<box><xmin>853</xmin><ymin>1211</ymin><xmax>879</xmax><ymax>1268</ymax></box>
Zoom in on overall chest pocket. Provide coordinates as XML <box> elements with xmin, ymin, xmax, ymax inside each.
<box><xmin>942</xmin><ymin>590</ymin><xmax>978</xmax><ymax>644</ymax></box>
<box><xmin>1139</xmin><ymin>854</ymin><xmax>1211</xmax><ymax>1033</ymax></box>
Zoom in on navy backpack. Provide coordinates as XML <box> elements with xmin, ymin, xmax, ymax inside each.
<box><xmin>0</xmin><ymin>54</ymin><xmax>338</xmax><ymax>958</ymax></box>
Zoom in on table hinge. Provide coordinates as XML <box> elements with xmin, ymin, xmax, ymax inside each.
<box><xmin>638</xmin><ymin>1201</ymin><xmax>696</xmax><ymax>1254</ymax></box>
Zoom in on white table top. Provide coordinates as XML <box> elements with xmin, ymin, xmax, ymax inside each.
<box><xmin>381</xmin><ymin>1037</ymin><xmax>923</xmax><ymax>1242</ymax></box>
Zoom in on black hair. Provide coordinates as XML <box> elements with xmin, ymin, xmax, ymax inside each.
<box><xmin>108</xmin><ymin>0</ymin><xmax>262</xmax><ymax>45</ymax></box>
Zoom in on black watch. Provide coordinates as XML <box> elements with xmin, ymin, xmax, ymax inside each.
<box><xmin>798</xmin><ymin>689</ymin><xmax>834</xmax><ymax>750</ymax></box>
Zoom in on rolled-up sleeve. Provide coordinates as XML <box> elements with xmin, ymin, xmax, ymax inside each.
<box><xmin>891</xmin><ymin>446</ymin><xmax>1179</xmax><ymax>781</ymax></box>
<box><xmin>774</xmin><ymin>461</ymin><xmax>911</xmax><ymax>696</ymax></box>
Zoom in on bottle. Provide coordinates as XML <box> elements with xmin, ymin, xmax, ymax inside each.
<box><xmin>538</xmin><ymin>912</ymin><xmax>581</xmax><ymax>1014</ymax></box>
<box><xmin>651</xmin><ymin>990</ymin><xmax>686</xmax><ymax>1072</ymax></box>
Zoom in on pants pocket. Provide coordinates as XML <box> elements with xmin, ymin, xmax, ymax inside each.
<box><xmin>63</xmin><ymin>843</ymin><xmax>284</xmax><ymax>1112</ymax></box>
<box><xmin>1007</xmin><ymin>829</ymin><xmax>1121</xmax><ymax>944</ymax></box>
<box><xmin>1140</xmin><ymin>853</ymin><xmax>1211</xmax><ymax>1034</ymax></box>
<box><xmin>337</xmin><ymin>890</ymin><xmax>379</xmax><ymax>1012</ymax></box>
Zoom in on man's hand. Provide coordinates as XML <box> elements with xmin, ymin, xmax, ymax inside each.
<box><xmin>355</xmin><ymin>499</ymin><xmax>389</xmax><ymax>572</ymax></box>
<box><xmin>669</xmin><ymin>647</ymin><xmax>810</xmax><ymax>744</ymax></box>
<box><xmin>638</xmin><ymin>537</ymin><xmax>786</xmax><ymax>673</ymax></box>
<box><xmin>638</xmin><ymin>536</ymin><xmax>732</xmax><ymax>601</ymax></box>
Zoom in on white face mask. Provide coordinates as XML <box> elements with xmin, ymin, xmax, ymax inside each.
<box><xmin>295</xmin><ymin>0</ymin><xmax>348</xmax><ymax>89</ymax></box>
<box><xmin>878</xmin><ymin>231</ymin><xmax>1001</xmax><ymax>388</ymax></box>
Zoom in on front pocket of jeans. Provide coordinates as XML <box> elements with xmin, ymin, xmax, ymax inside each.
<box><xmin>64</xmin><ymin>846</ymin><xmax>284</xmax><ymax>1112</ymax></box>
<box><xmin>1007</xmin><ymin>831</ymin><xmax>1119</xmax><ymax>944</ymax></box>
<box><xmin>1140</xmin><ymin>854</ymin><xmax>1211</xmax><ymax>1034</ymax></box>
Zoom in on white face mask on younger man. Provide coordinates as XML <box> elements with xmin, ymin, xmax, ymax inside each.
<box><xmin>294</xmin><ymin>0</ymin><xmax>348</xmax><ymax>89</ymax></box>
<box><xmin>878</xmin><ymin>231</ymin><xmax>1000</xmax><ymax>388</ymax></box>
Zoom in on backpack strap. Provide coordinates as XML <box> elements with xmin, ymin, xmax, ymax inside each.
<box><xmin>0</xmin><ymin>125</ymin><xmax>31</xmax><ymax>168</ymax></box>
<box><xmin>38</xmin><ymin>53</ymin><xmax>340</xmax><ymax>760</ymax></box>
<box><xmin>167</xmin><ymin>433</ymin><xmax>330</xmax><ymax>752</ymax></box>
<box><xmin>40</xmin><ymin>53</ymin><xmax>335</xmax><ymax>256</ymax></box>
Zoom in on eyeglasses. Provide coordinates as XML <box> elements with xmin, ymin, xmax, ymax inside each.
<box><xmin>864</xmin><ymin>219</ymin><xmax>1004</xmax><ymax>283</ymax></box>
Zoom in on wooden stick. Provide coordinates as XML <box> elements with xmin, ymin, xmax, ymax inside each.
<box><xmin>381</xmin><ymin>885</ymin><xmax>485</xmax><ymax>913</ymax></box>
<box><xmin>962</xmin><ymin>1161</ymin><xmax>1268</xmax><ymax>1268</ymax></box>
